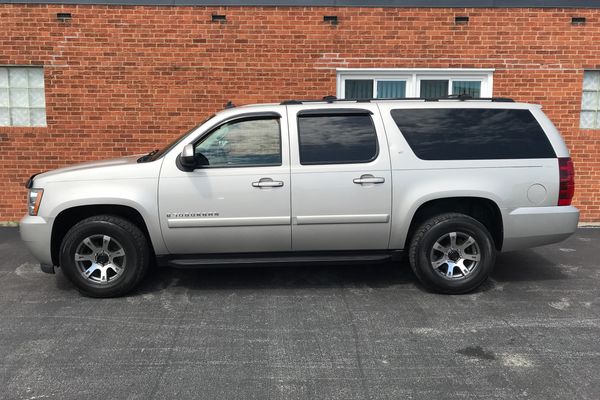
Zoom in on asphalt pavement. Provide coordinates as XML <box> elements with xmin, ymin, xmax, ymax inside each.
<box><xmin>1</xmin><ymin>227</ymin><xmax>599</xmax><ymax>400</ymax></box>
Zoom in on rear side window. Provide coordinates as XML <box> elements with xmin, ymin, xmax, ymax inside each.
<box><xmin>390</xmin><ymin>108</ymin><xmax>556</xmax><ymax>160</ymax></box>
<box><xmin>297</xmin><ymin>113</ymin><xmax>378</xmax><ymax>164</ymax></box>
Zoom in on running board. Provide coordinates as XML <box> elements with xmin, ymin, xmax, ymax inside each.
<box><xmin>159</xmin><ymin>251</ymin><xmax>397</xmax><ymax>269</ymax></box>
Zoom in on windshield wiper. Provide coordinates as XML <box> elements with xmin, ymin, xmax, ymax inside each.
<box><xmin>137</xmin><ymin>149</ymin><xmax>159</xmax><ymax>163</ymax></box>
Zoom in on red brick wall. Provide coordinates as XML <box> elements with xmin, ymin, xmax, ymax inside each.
<box><xmin>1</xmin><ymin>5</ymin><xmax>599</xmax><ymax>221</ymax></box>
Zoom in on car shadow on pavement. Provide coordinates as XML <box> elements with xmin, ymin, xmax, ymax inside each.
<box><xmin>131</xmin><ymin>260</ymin><xmax>416</xmax><ymax>295</ymax></box>
<box><xmin>492</xmin><ymin>250</ymin><xmax>567</xmax><ymax>282</ymax></box>
<box><xmin>115</xmin><ymin>248</ymin><xmax>567</xmax><ymax>297</ymax></box>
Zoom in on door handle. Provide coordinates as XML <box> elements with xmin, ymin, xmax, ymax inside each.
<box><xmin>252</xmin><ymin>178</ymin><xmax>284</xmax><ymax>188</ymax></box>
<box><xmin>353</xmin><ymin>174</ymin><xmax>385</xmax><ymax>185</ymax></box>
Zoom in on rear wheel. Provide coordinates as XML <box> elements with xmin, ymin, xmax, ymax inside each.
<box><xmin>408</xmin><ymin>213</ymin><xmax>496</xmax><ymax>294</ymax></box>
<box><xmin>59</xmin><ymin>215</ymin><xmax>150</xmax><ymax>297</ymax></box>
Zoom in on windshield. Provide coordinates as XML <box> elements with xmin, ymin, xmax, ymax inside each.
<box><xmin>141</xmin><ymin>114</ymin><xmax>216</xmax><ymax>162</ymax></box>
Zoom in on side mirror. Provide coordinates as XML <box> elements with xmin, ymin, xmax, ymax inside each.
<box><xmin>179</xmin><ymin>144</ymin><xmax>197</xmax><ymax>170</ymax></box>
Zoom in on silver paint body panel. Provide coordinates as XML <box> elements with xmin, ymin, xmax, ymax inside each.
<box><xmin>20</xmin><ymin>100</ymin><xmax>579</xmax><ymax>266</ymax></box>
<box><xmin>287</xmin><ymin>103</ymin><xmax>393</xmax><ymax>251</ymax></box>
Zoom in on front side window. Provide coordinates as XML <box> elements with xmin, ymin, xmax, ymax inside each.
<box><xmin>297</xmin><ymin>113</ymin><xmax>378</xmax><ymax>165</ymax></box>
<box><xmin>581</xmin><ymin>71</ymin><xmax>600</xmax><ymax>129</ymax></box>
<box><xmin>194</xmin><ymin>117</ymin><xmax>281</xmax><ymax>167</ymax></box>
<box><xmin>0</xmin><ymin>67</ymin><xmax>46</xmax><ymax>127</ymax></box>
<box><xmin>391</xmin><ymin>108</ymin><xmax>556</xmax><ymax>160</ymax></box>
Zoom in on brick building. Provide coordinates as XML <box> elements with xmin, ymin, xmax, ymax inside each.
<box><xmin>1</xmin><ymin>0</ymin><xmax>599</xmax><ymax>222</ymax></box>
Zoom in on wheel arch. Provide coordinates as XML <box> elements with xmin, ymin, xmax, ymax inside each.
<box><xmin>404</xmin><ymin>196</ymin><xmax>504</xmax><ymax>251</ymax></box>
<box><xmin>51</xmin><ymin>204</ymin><xmax>156</xmax><ymax>266</ymax></box>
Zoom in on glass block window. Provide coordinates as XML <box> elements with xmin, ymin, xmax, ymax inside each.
<box><xmin>581</xmin><ymin>71</ymin><xmax>600</xmax><ymax>129</ymax></box>
<box><xmin>0</xmin><ymin>67</ymin><xmax>46</xmax><ymax>127</ymax></box>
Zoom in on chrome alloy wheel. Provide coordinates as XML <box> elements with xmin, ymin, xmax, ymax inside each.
<box><xmin>429</xmin><ymin>232</ymin><xmax>481</xmax><ymax>280</ymax></box>
<box><xmin>74</xmin><ymin>235</ymin><xmax>126</xmax><ymax>284</ymax></box>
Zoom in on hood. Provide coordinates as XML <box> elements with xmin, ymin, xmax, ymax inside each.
<box><xmin>31</xmin><ymin>155</ymin><xmax>158</xmax><ymax>187</ymax></box>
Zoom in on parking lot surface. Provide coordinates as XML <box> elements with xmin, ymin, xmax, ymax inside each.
<box><xmin>1</xmin><ymin>227</ymin><xmax>599</xmax><ymax>400</ymax></box>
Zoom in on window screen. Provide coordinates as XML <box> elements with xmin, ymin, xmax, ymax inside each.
<box><xmin>345</xmin><ymin>80</ymin><xmax>373</xmax><ymax>99</ymax></box>
<box><xmin>298</xmin><ymin>113</ymin><xmax>378</xmax><ymax>164</ymax></box>
<box><xmin>452</xmin><ymin>81</ymin><xmax>481</xmax><ymax>98</ymax></box>
<box><xmin>390</xmin><ymin>108</ymin><xmax>556</xmax><ymax>160</ymax></box>
<box><xmin>420</xmin><ymin>80</ymin><xmax>449</xmax><ymax>98</ymax></box>
<box><xmin>377</xmin><ymin>81</ymin><xmax>406</xmax><ymax>98</ymax></box>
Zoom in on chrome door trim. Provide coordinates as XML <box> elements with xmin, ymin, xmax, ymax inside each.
<box><xmin>296</xmin><ymin>214</ymin><xmax>390</xmax><ymax>225</ymax></box>
<box><xmin>168</xmin><ymin>216</ymin><xmax>291</xmax><ymax>228</ymax></box>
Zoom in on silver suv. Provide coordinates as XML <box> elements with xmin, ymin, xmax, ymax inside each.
<box><xmin>20</xmin><ymin>97</ymin><xmax>579</xmax><ymax>297</ymax></box>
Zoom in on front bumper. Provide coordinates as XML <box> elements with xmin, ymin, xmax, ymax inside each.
<box><xmin>19</xmin><ymin>215</ymin><xmax>54</xmax><ymax>267</ymax></box>
<box><xmin>502</xmin><ymin>206</ymin><xmax>580</xmax><ymax>252</ymax></box>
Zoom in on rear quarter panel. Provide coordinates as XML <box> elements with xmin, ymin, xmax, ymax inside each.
<box><xmin>376</xmin><ymin>102</ymin><xmax>561</xmax><ymax>250</ymax></box>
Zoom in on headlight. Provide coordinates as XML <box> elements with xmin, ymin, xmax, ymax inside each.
<box><xmin>28</xmin><ymin>189</ymin><xmax>44</xmax><ymax>216</ymax></box>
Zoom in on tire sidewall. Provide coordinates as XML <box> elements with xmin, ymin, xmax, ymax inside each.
<box><xmin>59</xmin><ymin>219</ymin><xmax>142</xmax><ymax>296</ymax></box>
<box><xmin>415</xmin><ymin>216</ymin><xmax>495</xmax><ymax>293</ymax></box>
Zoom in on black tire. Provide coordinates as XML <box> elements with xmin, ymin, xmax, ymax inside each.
<box><xmin>59</xmin><ymin>215</ymin><xmax>150</xmax><ymax>298</ymax></box>
<box><xmin>408</xmin><ymin>213</ymin><xmax>496</xmax><ymax>294</ymax></box>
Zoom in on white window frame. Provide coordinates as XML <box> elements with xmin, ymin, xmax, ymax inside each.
<box><xmin>0</xmin><ymin>66</ymin><xmax>47</xmax><ymax>127</ymax></box>
<box><xmin>336</xmin><ymin>68</ymin><xmax>494</xmax><ymax>99</ymax></box>
<box><xmin>580</xmin><ymin>70</ymin><xmax>600</xmax><ymax>129</ymax></box>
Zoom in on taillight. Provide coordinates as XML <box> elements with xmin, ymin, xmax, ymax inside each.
<box><xmin>558</xmin><ymin>157</ymin><xmax>575</xmax><ymax>206</ymax></box>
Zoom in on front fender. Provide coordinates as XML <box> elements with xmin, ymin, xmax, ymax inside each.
<box><xmin>40</xmin><ymin>178</ymin><xmax>168</xmax><ymax>255</ymax></box>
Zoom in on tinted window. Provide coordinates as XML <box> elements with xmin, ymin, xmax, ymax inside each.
<box><xmin>298</xmin><ymin>113</ymin><xmax>378</xmax><ymax>164</ymax></box>
<box><xmin>195</xmin><ymin>117</ymin><xmax>281</xmax><ymax>167</ymax></box>
<box><xmin>420</xmin><ymin>80</ymin><xmax>449</xmax><ymax>98</ymax></box>
<box><xmin>390</xmin><ymin>108</ymin><xmax>555</xmax><ymax>160</ymax></box>
<box><xmin>345</xmin><ymin>80</ymin><xmax>373</xmax><ymax>99</ymax></box>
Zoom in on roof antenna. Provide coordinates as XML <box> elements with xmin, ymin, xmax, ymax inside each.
<box><xmin>224</xmin><ymin>100</ymin><xmax>235</xmax><ymax>109</ymax></box>
<box><xmin>322</xmin><ymin>95</ymin><xmax>337</xmax><ymax>103</ymax></box>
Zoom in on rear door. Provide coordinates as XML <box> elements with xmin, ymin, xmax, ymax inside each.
<box><xmin>287</xmin><ymin>104</ymin><xmax>393</xmax><ymax>251</ymax></box>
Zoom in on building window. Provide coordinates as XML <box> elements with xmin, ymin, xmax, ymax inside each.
<box><xmin>581</xmin><ymin>71</ymin><xmax>600</xmax><ymax>129</ymax></box>
<box><xmin>0</xmin><ymin>67</ymin><xmax>46</xmax><ymax>127</ymax></box>
<box><xmin>337</xmin><ymin>69</ymin><xmax>493</xmax><ymax>100</ymax></box>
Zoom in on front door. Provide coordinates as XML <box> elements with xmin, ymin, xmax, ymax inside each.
<box><xmin>158</xmin><ymin>111</ymin><xmax>291</xmax><ymax>254</ymax></box>
<box><xmin>287</xmin><ymin>105</ymin><xmax>393</xmax><ymax>251</ymax></box>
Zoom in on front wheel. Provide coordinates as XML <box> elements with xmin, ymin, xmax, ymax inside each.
<box><xmin>59</xmin><ymin>215</ymin><xmax>150</xmax><ymax>298</ymax></box>
<box><xmin>408</xmin><ymin>213</ymin><xmax>496</xmax><ymax>294</ymax></box>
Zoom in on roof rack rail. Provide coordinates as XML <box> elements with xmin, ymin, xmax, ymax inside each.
<box><xmin>280</xmin><ymin>95</ymin><xmax>514</xmax><ymax>105</ymax></box>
